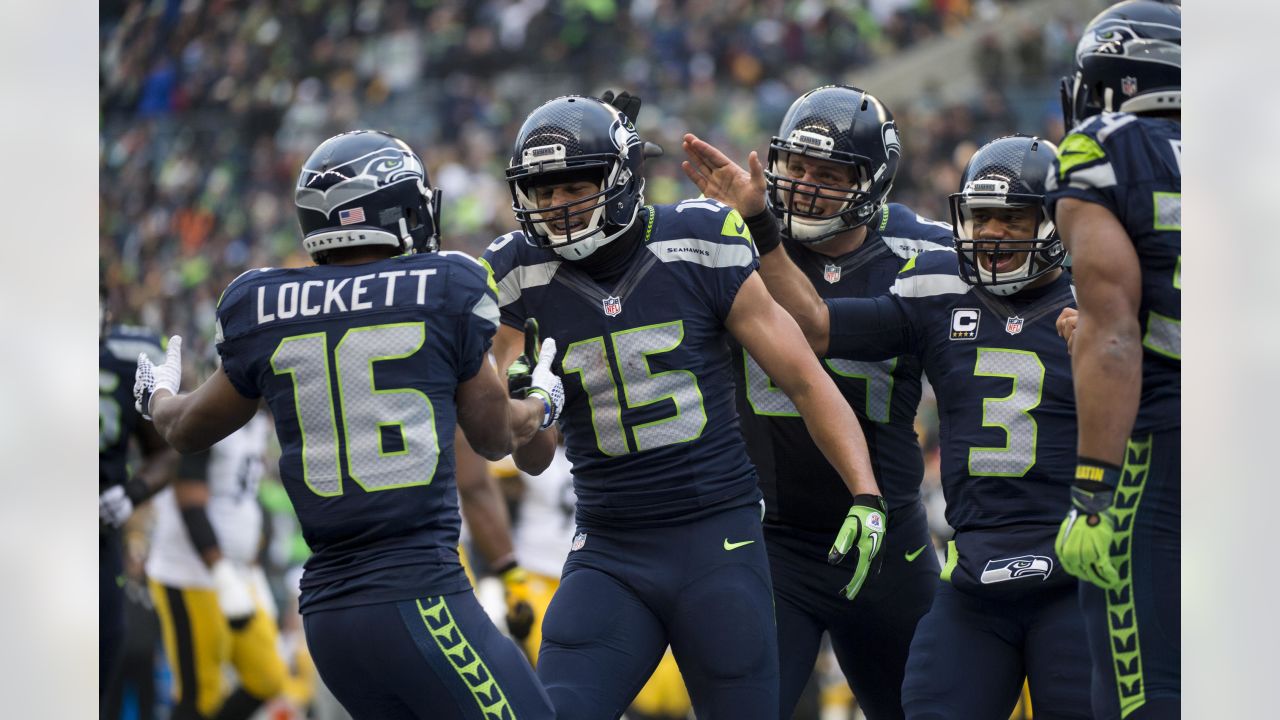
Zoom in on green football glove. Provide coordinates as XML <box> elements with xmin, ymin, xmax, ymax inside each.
<box><xmin>828</xmin><ymin>494</ymin><xmax>888</xmax><ymax>601</ymax></box>
<box><xmin>507</xmin><ymin>318</ymin><xmax>540</xmax><ymax>399</ymax></box>
<box><xmin>1055</xmin><ymin>460</ymin><xmax>1122</xmax><ymax>589</ymax></box>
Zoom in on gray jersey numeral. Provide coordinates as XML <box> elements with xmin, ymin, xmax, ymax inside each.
<box><xmin>968</xmin><ymin>348</ymin><xmax>1045</xmax><ymax>477</ymax></box>
<box><xmin>561</xmin><ymin>321</ymin><xmax>706</xmax><ymax>455</ymax></box>
<box><xmin>271</xmin><ymin>323</ymin><xmax>439</xmax><ymax>497</ymax></box>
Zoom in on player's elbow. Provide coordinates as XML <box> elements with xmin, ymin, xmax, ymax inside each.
<box><xmin>163</xmin><ymin>429</ymin><xmax>214</xmax><ymax>456</ymax></box>
<box><xmin>465</xmin><ymin>430</ymin><xmax>513</xmax><ymax>462</ymax></box>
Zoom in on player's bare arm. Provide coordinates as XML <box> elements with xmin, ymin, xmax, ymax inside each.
<box><xmin>133</xmin><ymin>420</ymin><xmax>180</xmax><ymax>498</ymax></box>
<box><xmin>150</xmin><ymin>366</ymin><xmax>260</xmax><ymax>454</ymax></box>
<box><xmin>683</xmin><ymin>132</ymin><xmax>831</xmax><ymax>354</ymax></box>
<box><xmin>455</xmin><ymin>428</ymin><xmax>518</xmax><ymax>564</ymax></box>
<box><xmin>726</xmin><ymin>272</ymin><xmax>879</xmax><ymax>498</ymax></box>
<box><xmin>1056</xmin><ymin>197</ymin><xmax>1143</xmax><ymax>465</ymax></box>
<box><xmin>456</xmin><ymin>358</ymin><xmax>548</xmax><ymax>461</ymax></box>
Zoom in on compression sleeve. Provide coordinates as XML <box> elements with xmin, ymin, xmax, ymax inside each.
<box><xmin>824</xmin><ymin>295</ymin><xmax>915</xmax><ymax>360</ymax></box>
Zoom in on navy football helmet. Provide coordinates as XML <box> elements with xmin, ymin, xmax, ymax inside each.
<box><xmin>1062</xmin><ymin>0</ymin><xmax>1181</xmax><ymax>127</ymax></box>
<box><xmin>950</xmin><ymin>135</ymin><xmax>1063</xmax><ymax>296</ymax></box>
<box><xmin>294</xmin><ymin>130</ymin><xmax>440</xmax><ymax>263</ymax></box>
<box><xmin>507</xmin><ymin>95</ymin><xmax>646</xmax><ymax>261</ymax></box>
<box><xmin>765</xmin><ymin>85</ymin><xmax>900</xmax><ymax>244</ymax></box>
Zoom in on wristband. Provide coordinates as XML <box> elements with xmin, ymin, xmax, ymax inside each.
<box><xmin>744</xmin><ymin>208</ymin><xmax>781</xmax><ymax>254</ymax></box>
<box><xmin>1075</xmin><ymin>457</ymin><xmax>1122</xmax><ymax>490</ymax></box>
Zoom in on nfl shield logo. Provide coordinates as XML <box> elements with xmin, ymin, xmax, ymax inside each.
<box><xmin>823</xmin><ymin>263</ymin><xmax>842</xmax><ymax>284</ymax></box>
<box><xmin>571</xmin><ymin>532</ymin><xmax>587</xmax><ymax>551</ymax></box>
<box><xmin>1005</xmin><ymin>316</ymin><xmax>1025</xmax><ymax>335</ymax></box>
<box><xmin>602</xmin><ymin>296</ymin><xmax>622</xmax><ymax>317</ymax></box>
<box><xmin>1121</xmin><ymin>76</ymin><xmax>1138</xmax><ymax>96</ymax></box>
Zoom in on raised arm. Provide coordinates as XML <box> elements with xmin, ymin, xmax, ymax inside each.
<box><xmin>682</xmin><ymin>133</ymin><xmax>831</xmax><ymax>354</ymax></box>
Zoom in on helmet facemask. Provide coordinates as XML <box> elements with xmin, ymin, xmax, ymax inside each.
<box><xmin>950</xmin><ymin>181</ymin><xmax>1062</xmax><ymax>296</ymax></box>
<box><xmin>507</xmin><ymin>97</ymin><xmax>646</xmax><ymax>261</ymax></box>
<box><xmin>765</xmin><ymin>85</ymin><xmax>901</xmax><ymax>245</ymax></box>
<box><xmin>766</xmin><ymin>133</ymin><xmax>885</xmax><ymax>245</ymax></box>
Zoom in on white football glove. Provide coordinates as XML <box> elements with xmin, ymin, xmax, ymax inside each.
<box><xmin>98</xmin><ymin>485</ymin><xmax>134</xmax><ymax>528</ymax></box>
<box><xmin>211</xmin><ymin>559</ymin><xmax>256</xmax><ymax>628</ymax></box>
<box><xmin>527</xmin><ymin>337</ymin><xmax>564</xmax><ymax>429</ymax></box>
<box><xmin>134</xmin><ymin>335</ymin><xmax>183</xmax><ymax>420</ymax></box>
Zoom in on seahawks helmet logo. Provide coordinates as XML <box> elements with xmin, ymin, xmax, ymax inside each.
<box><xmin>296</xmin><ymin>149</ymin><xmax>426</xmax><ymax>218</ymax></box>
<box><xmin>979</xmin><ymin>555</ymin><xmax>1054</xmax><ymax>584</ymax></box>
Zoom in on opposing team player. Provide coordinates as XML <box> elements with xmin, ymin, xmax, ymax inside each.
<box><xmin>1049</xmin><ymin>2</ymin><xmax>1182</xmax><ymax>716</ymax></box>
<box><xmin>135</xmin><ymin>130</ymin><xmax>563</xmax><ymax>719</ymax></box>
<box><xmin>718</xmin><ymin>85</ymin><xmax>949</xmax><ymax>719</ymax></box>
<box><xmin>483</xmin><ymin>94</ymin><xmax>885</xmax><ymax>719</ymax></box>
<box><xmin>99</xmin><ymin>286</ymin><xmax>178</xmax><ymax>703</ymax></box>
<box><xmin>146</xmin><ymin>409</ymin><xmax>289</xmax><ymax>719</ymax></box>
<box><xmin>684</xmin><ymin>132</ymin><xmax>1093</xmax><ymax>718</ymax></box>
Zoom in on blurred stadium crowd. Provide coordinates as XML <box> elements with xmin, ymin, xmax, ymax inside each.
<box><xmin>100</xmin><ymin>1</ymin><xmax>1101</xmax><ymax>718</ymax></box>
<box><xmin>100</xmin><ymin>0</ymin><xmax>1088</xmax><ymax>366</ymax></box>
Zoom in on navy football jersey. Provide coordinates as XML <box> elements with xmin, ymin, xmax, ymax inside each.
<box><xmin>214</xmin><ymin>251</ymin><xmax>498</xmax><ymax>612</ymax></box>
<box><xmin>100</xmin><ymin>326</ymin><xmax>165</xmax><ymax>490</ymax></box>
<box><xmin>1047</xmin><ymin>112</ymin><xmax>1181</xmax><ymax>434</ymax></box>
<box><xmin>483</xmin><ymin>200</ymin><xmax>760</xmax><ymax>528</ymax></box>
<box><xmin>826</xmin><ymin>251</ymin><xmax>1078</xmax><ymax>594</ymax></box>
<box><xmin>732</xmin><ymin>203</ymin><xmax>952</xmax><ymax>531</ymax></box>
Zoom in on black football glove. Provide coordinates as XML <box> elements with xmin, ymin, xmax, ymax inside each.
<box><xmin>600</xmin><ymin>89</ymin><xmax>642</xmax><ymax>124</ymax></box>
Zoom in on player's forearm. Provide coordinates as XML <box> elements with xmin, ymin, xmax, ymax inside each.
<box><xmin>757</xmin><ymin>250</ymin><xmax>831</xmax><ymax>355</ymax></box>
<box><xmin>131</xmin><ymin>448</ymin><xmax>180</xmax><ymax>502</ymax></box>
<box><xmin>787</xmin><ymin>370</ymin><xmax>879</xmax><ymax>497</ymax></box>
<box><xmin>151</xmin><ymin>391</ymin><xmax>217</xmax><ymax>454</ymax></box>
<box><xmin>457</xmin><ymin>471</ymin><xmax>517</xmax><ymax>567</ymax></box>
<box><xmin>1071</xmin><ymin>313</ymin><xmax>1142</xmax><ymax>465</ymax></box>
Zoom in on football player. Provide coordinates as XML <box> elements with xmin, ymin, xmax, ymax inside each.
<box><xmin>1048</xmin><ymin>2</ymin><xmax>1182</xmax><ymax>717</ymax></box>
<box><xmin>135</xmin><ymin>130</ymin><xmax>564</xmax><ymax>719</ymax></box>
<box><xmin>99</xmin><ymin>284</ymin><xmax>179</xmax><ymax>703</ymax></box>
<box><xmin>684</xmin><ymin>132</ymin><xmax>1093</xmax><ymax>718</ymax></box>
<box><xmin>719</xmin><ymin>85</ymin><xmax>949</xmax><ymax>719</ymax></box>
<box><xmin>483</xmin><ymin>94</ymin><xmax>884</xmax><ymax>719</ymax></box>
<box><xmin>145</xmin><ymin>410</ymin><xmax>289</xmax><ymax>719</ymax></box>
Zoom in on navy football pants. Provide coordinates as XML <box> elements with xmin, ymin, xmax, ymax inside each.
<box><xmin>1082</xmin><ymin>430</ymin><xmax>1180</xmax><ymax>720</ymax></box>
<box><xmin>304</xmin><ymin>591</ymin><xmax>553</xmax><ymax>720</ymax></box>
<box><xmin>538</xmin><ymin>502</ymin><xmax>778</xmax><ymax>719</ymax></box>
<box><xmin>902</xmin><ymin>581</ymin><xmax>1092</xmax><ymax>720</ymax></box>
<box><xmin>769</xmin><ymin>500</ymin><xmax>938</xmax><ymax>720</ymax></box>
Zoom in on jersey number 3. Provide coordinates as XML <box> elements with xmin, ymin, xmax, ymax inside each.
<box><xmin>271</xmin><ymin>322</ymin><xmax>439</xmax><ymax>497</ymax></box>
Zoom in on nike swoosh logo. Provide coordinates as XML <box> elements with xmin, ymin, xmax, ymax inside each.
<box><xmin>905</xmin><ymin>545</ymin><xmax>928</xmax><ymax>563</ymax></box>
<box><xmin>734</xmin><ymin>222</ymin><xmax>747</xmax><ymax>235</ymax></box>
<box><xmin>723</xmin><ymin>538</ymin><xmax>755</xmax><ymax>551</ymax></box>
